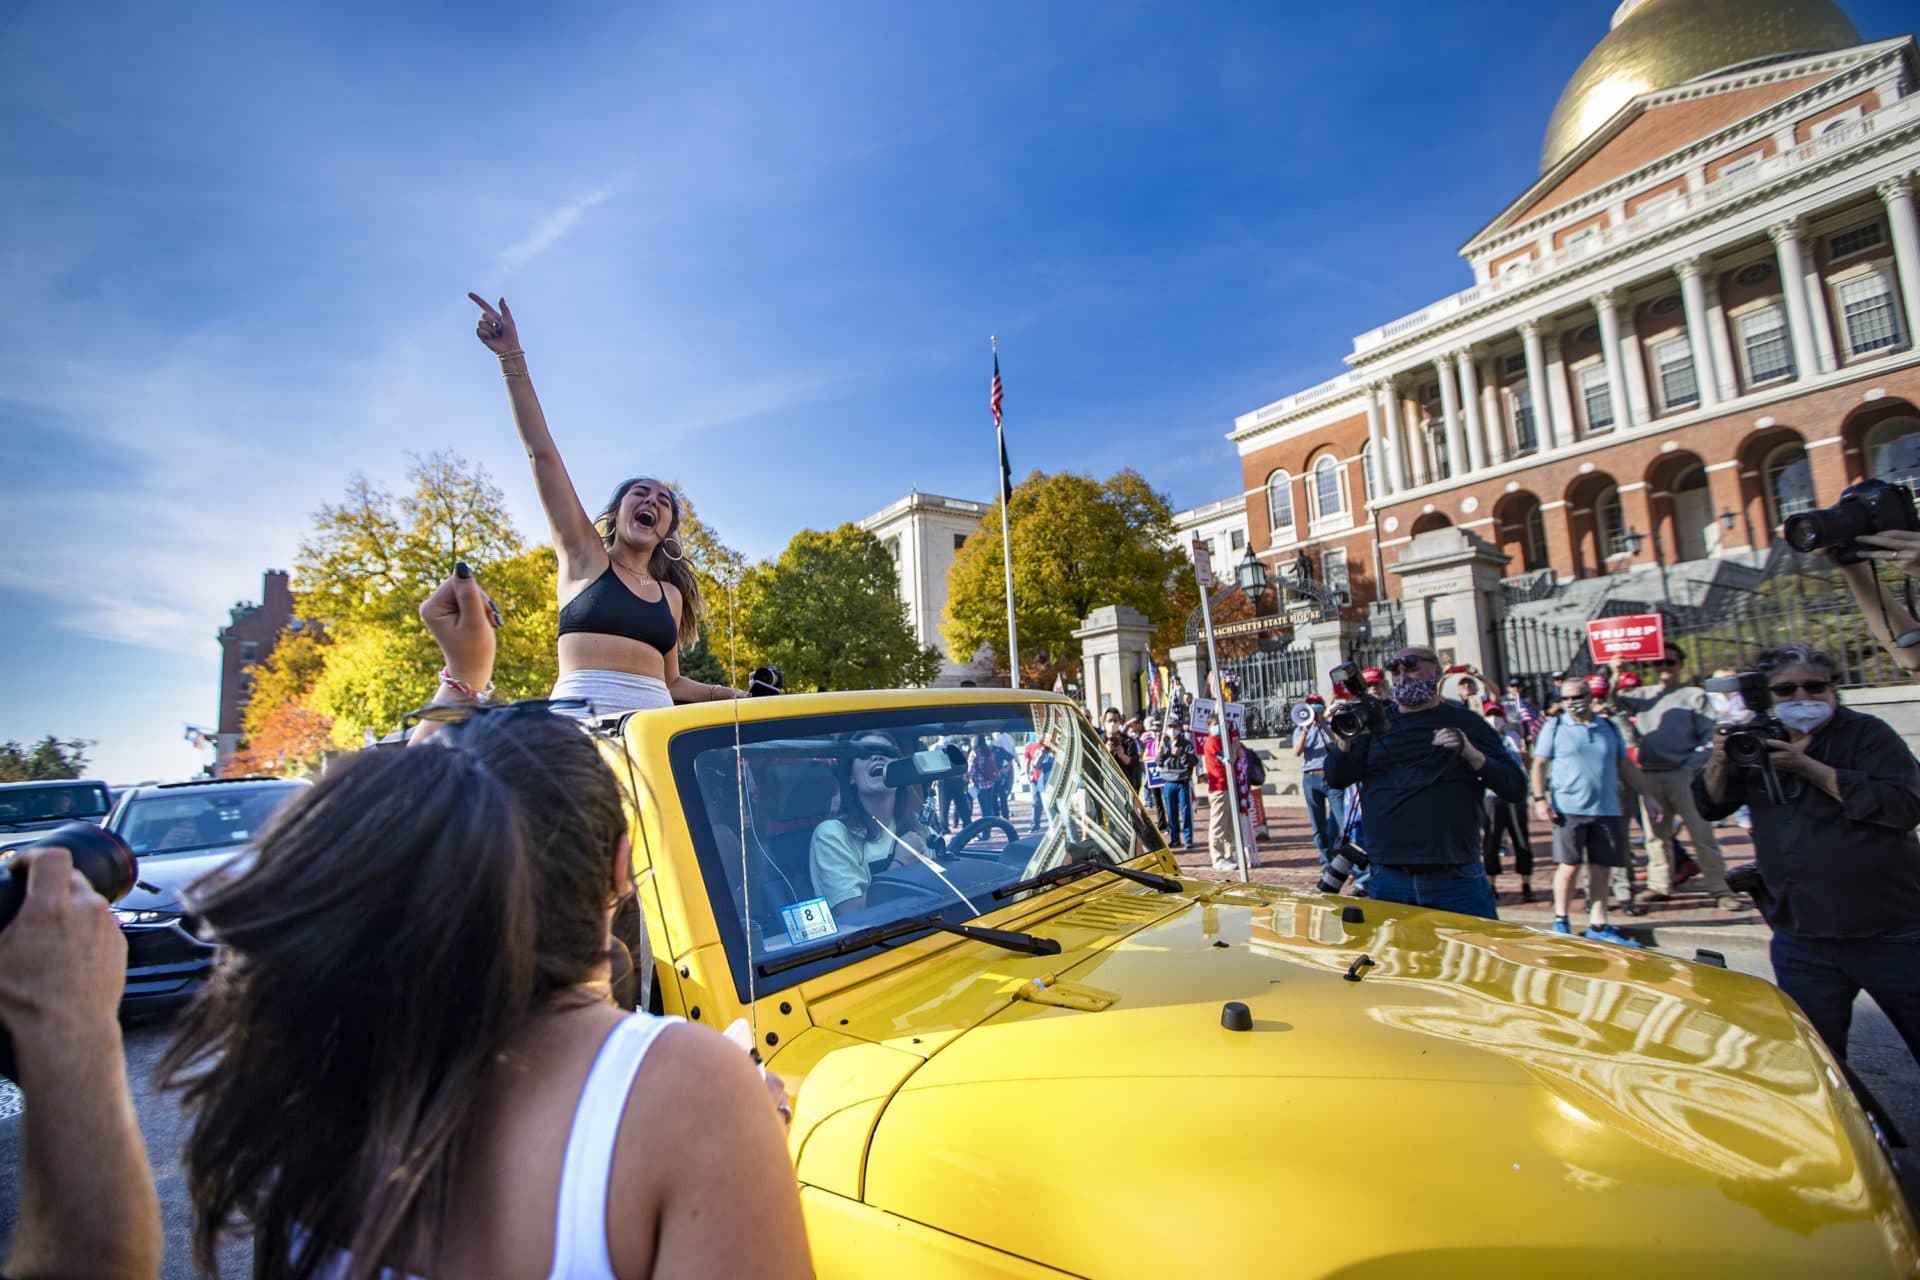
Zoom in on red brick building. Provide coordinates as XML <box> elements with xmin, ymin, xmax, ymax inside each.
<box><xmin>1231</xmin><ymin>2</ymin><xmax>1920</xmax><ymax>622</ymax></box>
<box><xmin>214</xmin><ymin>569</ymin><xmax>293</xmax><ymax>770</ymax></box>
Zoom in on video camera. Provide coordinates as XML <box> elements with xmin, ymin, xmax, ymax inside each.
<box><xmin>1325</xmin><ymin>662</ymin><xmax>1389</xmax><ymax>740</ymax></box>
<box><xmin>1781</xmin><ymin>477</ymin><xmax>1920</xmax><ymax>565</ymax></box>
<box><xmin>1702</xmin><ymin>672</ymin><xmax>1792</xmax><ymax>804</ymax></box>
<box><xmin>0</xmin><ymin>822</ymin><xmax>139</xmax><ymax>1081</ymax></box>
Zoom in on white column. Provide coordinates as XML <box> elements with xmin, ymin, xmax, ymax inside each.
<box><xmin>1375</xmin><ymin>382</ymin><xmax>1408</xmax><ymax>493</ymax></box>
<box><xmin>1675</xmin><ymin>256</ymin><xmax>1721</xmax><ymax>410</ymax></box>
<box><xmin>1768</xmin><ymin>217</ymin><xmax>1819</xmax><ymax>380</ymax></box>
<box><xmin>1705</xmin><ymin>288</ymin><xmax>1739</xmax><ymax>402</ymax></box>
<box><xmin>1545</xmin><ymin>330</ymin><xmax>1578</xmax><ymax>444</ymax></box>
<box><xmin>1593</xmin><ymin>289</ymin><xmax>1634</xmax><ymax>430</ymax></box>
<box><xmin>1617</xmin><ymin>295</ymin><xmax>1653</xmax><ymax>425</ymax></box>
<box><xmin>1434</xmin><ymin>356</ymin><xmax>1467</xmax><ymax>478</ymax></box>
<box><xmin>1456</xmin><ymin>350</ymin><xmax>1488</xmax><ymax>472</ymax></box>
<box><xmin>1363</xmin><ymin>386</ymin><xmax>1392</xmax><ymax>498</ymax></box>
<box><xmin>1878</xmin><ymin>175</ymin><xmax>1920</xmax><ymax>345</ymax></box>
<box><xmin>1520</xmin><ymin>319</ymin><xmax>1557</xmax><ymax>450</ymax></box>
<box><xmin>1404</xmin><ymin>395</ymin><xmax>1432</xmax><ymax>488</ymax></box>
<box><xmin>1480</xmin><ymin>374</ymin><xmax>1507</xmax><ymax>465</ymax></box>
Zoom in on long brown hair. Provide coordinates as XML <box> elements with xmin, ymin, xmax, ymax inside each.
<box><xmin>836</xmin><ymin>733</ymin><xmax>923</xmax><ymax>842</ymax></box>
<box><xmin>595</xmin><ymin>476</ymin><xmax>705</xmax><ymax>648</ymax></box>
<box><xmin>158</xmin><ymin>711</ymin><xmax>629</xmax><ymax>1280</ymax></box>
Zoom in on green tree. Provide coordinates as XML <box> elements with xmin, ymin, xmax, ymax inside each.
<box><xmin>738</xmin><ymin>524</ymin><xmax>942</xmax><ymax>691</ymax></box>
<box><xmin>944</xmin><ymin>469</ymin><xmax>1192</xmax><ymax>681</ymax></box>
<box><xmin>0</xmin><ymin>736</ymin><xmax>92</xmax><ymax>781</ymax></box>
<box><xmin>241</xmin><ymin>624</ymin><xmax>332</xmax><ymax>742</ymax></box>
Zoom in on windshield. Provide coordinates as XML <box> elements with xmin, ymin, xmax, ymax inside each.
<box><xmin>0</xmin><ymin>781</ymin><xmax>111</xmax><ymax>827</ymax></box>
<box><xmin>115</xmin><ymin>784</ymin><xmax>306</xmax><ymax>856</ymax></box>
<box><xmin>670</xmin><ymin>700</ymin><xmax>1163</xmax><ymax>1000</ymax></box>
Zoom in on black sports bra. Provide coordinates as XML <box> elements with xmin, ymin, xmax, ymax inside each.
<box><xmin>557</xmin><ymin>565</ymin><xmax>678</xmax><ymax>654</ymax></box>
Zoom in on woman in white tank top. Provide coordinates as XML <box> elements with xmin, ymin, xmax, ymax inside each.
<box><xmin>158</xmin><ymin>568</ymin><xmax>810</xmax><ymax>1279</ymax></box>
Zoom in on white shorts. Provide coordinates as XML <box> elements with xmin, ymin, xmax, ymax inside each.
<box><xmin>550</xmin><ymin>669</ymin><xmax>674</xmax><ymax>719</ymax></box>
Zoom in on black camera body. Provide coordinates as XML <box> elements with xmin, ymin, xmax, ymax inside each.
<box><xmin>1782</xmin><ymin>477</ymin><xmax>1920</xmax><ymax>565</ymax></box>
<box><xmin>1704</xmin><ymin>672</ymin><xmax>1795</xmax><ymax>802</ymax></box>
<box><xmin>0</xmin><ymin>822</ymin><xmax>139</xmax><ymax>1082</ymax></box>
<box><xmin>1325</xmin><ymin>661</ymin><xmax>1390</xmax><ymax>740</ymax></box>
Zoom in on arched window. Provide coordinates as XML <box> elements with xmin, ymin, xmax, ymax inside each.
<box><xmin>1597</xmin><ymin>485</ymin><xmax>1627</xmax><ymax>558</ymax></box>
<box><xmin>1867</xmin><ymin>416</ymin><xmax>1920</xmax><ymax>501</ymax></box>
<box><xmin>1360</xmin><ymin>441</ymin><xmax>1375</xmax><ymax>501</ymax></box>
<box><xmin>1766</xmin><ymin>443</ymin><xmax>1815</xmax><ymax>524</ymax></box>
<box><xmin>1313</xmin><ymin>455</ymin><xmax>1345</xmax><ymax>519</ymax></box>
<box><xmin>1266</xmin><ymin>470</ymin><xmax>1294</xmax><ymax>534</ymax></box>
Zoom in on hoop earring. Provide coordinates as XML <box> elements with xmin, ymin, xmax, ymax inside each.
<box><xmin>659</xmin><ymin>537</ymin><xmax>686</xmax><ymax>563</ymax></box>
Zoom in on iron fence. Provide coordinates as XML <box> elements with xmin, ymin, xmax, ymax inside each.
<box><xmin>1498</xmin><ymin>615</ymin><xmax>1590</xmax><ymax>709</ymax></box>
<box><xmin>1664</xmin><ymin>568</ymin><xmax>1908</xmax><ymax>689</ymax></box>
<box><xmin>1227</xmin><ymin>647</ymin><xmax>1316</xmax><ymax>737</ymax></box>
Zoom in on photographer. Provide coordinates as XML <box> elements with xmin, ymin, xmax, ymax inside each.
<box><xmin>0</xmin><ymin>845</ymin><xmax>162</xmax><ymax>1279</ymax></box>
<box><xmin>1692</xmin><ymin>644</ymin><xmax>1920</xmax><ymax>1064</ymax></box>
<box><xmin>1324</xmin><ymin>647</ymin><xmax>1526</xmax><ymax>919</ymax></box>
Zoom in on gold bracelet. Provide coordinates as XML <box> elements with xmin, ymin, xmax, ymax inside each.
<box><xmin>496</xmin><ymin>348</ymin><xmax>526</xmax><ymax>362</ymax></box>
<box><xmin>503</xmin><ymin>369</ymin><xmax>529</xmax><ymax>379</ymax></box>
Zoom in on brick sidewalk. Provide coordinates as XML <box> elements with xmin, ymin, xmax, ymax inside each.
<box><xmin>1174</xmin><ymin>784</ymin><xmax>1767</xmax><ymax>939</ymax></box>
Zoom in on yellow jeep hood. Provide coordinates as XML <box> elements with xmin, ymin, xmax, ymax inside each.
<box><xmin>837</xmin><ymin>887</ymin><xmax>1917</xmax><ymax>1278</ymax></box>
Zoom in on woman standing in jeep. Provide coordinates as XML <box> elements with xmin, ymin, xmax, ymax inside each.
<box><xmin>469</xmin><ymin>293</ymin><xmax>745</xmax><ymax>714</ymax></box>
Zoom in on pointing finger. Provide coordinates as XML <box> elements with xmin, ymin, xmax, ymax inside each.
<box><xmin>467</xmin><ymin>292</ymin><xmax>498</xmax><ymax>318</ymax></box>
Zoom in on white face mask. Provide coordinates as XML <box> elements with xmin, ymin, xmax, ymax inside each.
<box><xmin>1775</xmin><ymin>699</ymin><xmax>1834</xmax><ymax>734</ymax></box>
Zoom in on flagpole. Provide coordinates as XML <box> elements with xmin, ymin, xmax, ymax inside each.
<box><xmin>993</xmin><ymin>336</ymin><xmax>1020</xmax><ymax>690</ymax></box>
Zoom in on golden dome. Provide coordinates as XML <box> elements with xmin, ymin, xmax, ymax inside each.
<box><xmin>1540</xmin><ymin>0</ymin><xmax>1863</xmax><ymax>173</ymax></box>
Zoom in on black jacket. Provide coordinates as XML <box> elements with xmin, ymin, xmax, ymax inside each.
<box><xmin>1693</xmin><ymin>705</ymin><xmax>1920</xmax><ymax>939</ymax></box>
<box><xmin>1323</xmin><ymin>700</ymin><xmax>1527</xmax><ymax>867</ymax></box>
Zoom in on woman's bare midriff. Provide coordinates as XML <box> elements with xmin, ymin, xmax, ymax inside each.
<box><xmin>559</xmin><ymin>631</ymin><xmax>672</xmax><ymax>680</ymax></box>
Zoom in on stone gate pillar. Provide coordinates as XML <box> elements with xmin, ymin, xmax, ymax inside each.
<box><xmin>1169</xmin><ymin>643</ymin><xmax>1204</xmax><ymax>710</ymax></box>
<box><xmin>1074</xmin><ymin>605</ymin><xmax>1156</xmax><ymax>718</ymax></box>
<box><xmin>1296</xmin><ymin>618</ymin><xmax>1359</xmax><ymax>695</ymax></box>
<box><xmin>1388</xmin><ymin>528</ymin><xmax>1512</xmax><ymax>678</ymax></box>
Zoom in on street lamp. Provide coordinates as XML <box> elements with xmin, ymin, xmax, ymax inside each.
<box><xmin>1621</xmin><ymin>528</ymin><xmax>1644</xmax><ymax>557</ymax></box>
<box><xmin>1718</xmin><ymin>508</ymin><xmax>1738</xmax><ymax>530</ymax></box>
<box><xmin>1235</xmin><ymin>547</ymin><xmax>1267</xmax><ymax>598</ymax></box>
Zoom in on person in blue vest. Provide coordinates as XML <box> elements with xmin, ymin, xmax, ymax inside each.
<box><xmin>1531</xmin><ymin>677</ymin><xmax>1666</xmax><ymax>945</ymax></box>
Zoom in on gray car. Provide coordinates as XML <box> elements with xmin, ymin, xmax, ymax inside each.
<box><xmin>106</xmin><ymin>776</ymin><xmax>309</xmax><ymax>1007</ymax></box>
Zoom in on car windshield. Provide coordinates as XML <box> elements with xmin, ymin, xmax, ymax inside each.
<box><xmin>0</xmin><ymin>782</ymin><xmax>111</xmax><ymax>826</ymax></box>
<box><xmin>671</xmin><ymin>700</ymin><xmax>1163</xmax><ymax>1000</ymax></box>
<box><xmin>116</xmin><ymin>784</ymin><xmax>305</xmax><ymax>856</ymax></box>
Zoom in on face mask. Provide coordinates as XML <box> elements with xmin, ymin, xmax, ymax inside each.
<box><xmin>1391</xmin><ymin>676</ymin><xmax>1438</xmax><ymax>708</ymax></box>
<box><xmin>1775</xmin><ymin>699</ymin><xmax>1834</xmax><ymax>734</ymax></box>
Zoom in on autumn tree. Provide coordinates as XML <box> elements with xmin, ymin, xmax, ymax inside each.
<box><xmin>225</xmin><ymin>705</ymin><xmax>335</xmax><ymax>777</ymax></box>
<box><xmin>0</xmin><ymin>737</ymin><xmax>91</xmax><ymax>782</ymax></box>
<box><xmin>738</xmin><ymin>524</ymin><xmax>942</xmax><ymax>692</ymax></box>
<box><xmin>944</xmin><ymin>470</ymin><xmax>1192</xmax><ymax>681</ymax></box>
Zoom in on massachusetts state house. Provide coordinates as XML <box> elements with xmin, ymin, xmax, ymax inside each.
<box><xmin>1231</xmin><ymin>0</ymin><xmax>1920</xmax><ymax>619</ymax></box>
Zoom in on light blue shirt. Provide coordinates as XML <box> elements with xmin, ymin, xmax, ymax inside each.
<box><xmin>1535</xmin><ymin>714</ymin><xmax>1625</xmax><ymax>817</ymax></box>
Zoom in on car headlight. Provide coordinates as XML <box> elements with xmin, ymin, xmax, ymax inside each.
<box><xmin>113</xmin><ymin>908</ymin><xmax>178</xmax><ymax>926</ymax></box>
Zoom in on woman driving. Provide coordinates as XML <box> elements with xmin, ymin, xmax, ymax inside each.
<box><xmin>809</xmin><ymin>733</ymin><xmax>932</xmax><ymax>920</ymax></box>
<box><xmin>470</xmin><ymin>294</ymin><xmax>744</xmax><ymax>714</ymax></box>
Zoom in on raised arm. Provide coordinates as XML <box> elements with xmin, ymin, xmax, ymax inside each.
<box><xmin>469</xmin><ymin>294</ymin><xmax>605</xmax><ymax>577</ymax></box>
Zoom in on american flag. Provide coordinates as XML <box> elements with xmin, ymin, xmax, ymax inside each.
<box><xmin>990</xmin><ymin>351</ymin><xmax>1004</xmax><ymax>427</ymax></box>
<box><xmin>1146</xmin><ymin>660</ymin><xmax>1163</xmax><ymax>711</ymax></box>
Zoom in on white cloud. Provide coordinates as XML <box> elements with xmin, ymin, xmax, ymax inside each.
<box><xmin>492</xmin><ymin>185</ymin><xmax>615</xmax><ymax>277</ymax></box>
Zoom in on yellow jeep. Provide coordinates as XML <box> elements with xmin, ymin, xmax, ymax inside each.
<box><xmin>603</xmin><ymin>688</ymin><xmax>1918</xmax><ymax>1278</ymax></box>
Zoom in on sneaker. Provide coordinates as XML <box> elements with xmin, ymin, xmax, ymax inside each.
<box><xmin>1583</xmin><ymin>924</ymin><xmax>1643</xmax><ymax>947</ymax></box>
<box><xmin>1550</xmin><ymin>917</ymin><xmax>1572</xmax><ymax>935</ymax></box>
<box><xmin>1520</xmin><ymin>885</ymin><xmax>1535</xmax><ymax>905</ymax></box>
<box><xmin>1638</xmin><ymin>891</ymin><xmax>1673</xmax><ymax>903</ymax></box>
<box><xmin>1673</xmin><ymin>858</ymin><xmax>1700</xmax><ymax>889</ymax></box>
<box><xmin>1714</xmin><ymin>893</ymin><xmax>1748</xmax><ymax>912</ymax></box>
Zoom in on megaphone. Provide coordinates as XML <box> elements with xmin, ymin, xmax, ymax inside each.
<box><xmin>1290</xmin><ymin>703</ymin><xmax>1317</xmax><ymax>728</ymax></box>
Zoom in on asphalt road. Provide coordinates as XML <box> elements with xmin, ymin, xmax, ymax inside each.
<box><xmin>0</xmin><ymin>941</ymin><xmax>1915</xmax><ymax>1277</ymax></box>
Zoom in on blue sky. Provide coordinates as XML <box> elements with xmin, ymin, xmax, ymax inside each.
<box><xmin>2</xmin><ymin>1</ymin><xmax>1911</xmax><ymax>781</ymax></box>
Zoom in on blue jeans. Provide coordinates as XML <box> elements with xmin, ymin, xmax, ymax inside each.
<box><xmin>1161</xmin><ymin>780</ymin><xmax>1194</xmax><ymax>846</ymax></box>
<box><xmin>1301</xmin><ymin>771</ymin><xmax>1345</xmax><ymax>864</ymax></box>
<box><xmin>1368</xmin><ymin>863</ymin><xmax>1500</xmax><ymax>920</ymax></box>
<box><xmin>1769</xmin><ymin>925</ymin><xmax>1920</xmax><ymax>1064</ymax></box>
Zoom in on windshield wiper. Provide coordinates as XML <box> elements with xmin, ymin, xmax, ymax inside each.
<box><xmin>758</xmin><ymin>910</ymin><xmax>1060</xmax><ymax>977</ymax></box>
<box><xmin>992</xmin><ymin>856</ymin><xmax>1182</xmax><ymax>901</ymax></box>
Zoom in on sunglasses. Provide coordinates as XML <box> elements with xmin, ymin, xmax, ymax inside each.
<box><xmin>402</xmin><ymin>696</ymin><xmax>594</xmax><ymax>732</ymax></box>
<box><xmin>1767</xmin><ymin>680</ymin><xmax>1831</xmax><ymax>698</ymax></box>
<box><xmin>1385</xmin><ymin>654</ymin><xmax>1434</xmax><ymax>674</ymax></box>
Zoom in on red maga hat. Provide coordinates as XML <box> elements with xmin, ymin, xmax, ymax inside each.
<box><xmin>1585</xmin><ymin>673</ymin><xmax>1611</xmax><ymax>695</ymax></box>
<box><xmin>1361</xmin><ymin>666</ymin><xmax>1386</xmax><ymax>683</ymax></box>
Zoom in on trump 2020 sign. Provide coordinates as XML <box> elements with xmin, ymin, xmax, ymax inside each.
<box><xmin>1587</xmin><ymin>614</ymin><xmax>1665</xmax><ymax>664</ymax></box>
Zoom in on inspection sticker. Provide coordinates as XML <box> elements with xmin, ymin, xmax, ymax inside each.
<box><xmin>781</xmin><ymin>897</ymin><xmax>838</xmax><ymax>944</ymax></box>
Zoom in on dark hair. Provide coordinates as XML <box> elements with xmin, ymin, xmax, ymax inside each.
<box><xmin>837</xmin><ymin>733</ymin><xmax>921</xmax><ymax>842</ymax></box>
<box><xmin>158</xmin><ymin>712</ymin><xmax>629</xmax><ymax>1279</ymax></box>
<box><xmin>594</xmin><ymin>476</ymin><xmax>705</xmax><ymax>648</ymax></box>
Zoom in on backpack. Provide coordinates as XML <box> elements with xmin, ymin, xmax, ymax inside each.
<box><xmin>1244</xmin><ymin>750</ymin><xmax>1267</xmax><ymax>787</ymax></box>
